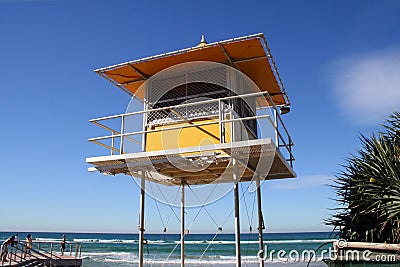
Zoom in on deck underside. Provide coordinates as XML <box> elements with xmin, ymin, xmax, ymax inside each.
<box><xmin>86</xmin><ymin>138</ymin><xmax>296</xmax><ymax>185</ymax></box>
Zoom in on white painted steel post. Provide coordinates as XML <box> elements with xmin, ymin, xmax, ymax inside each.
<box><xmin>181</xmin><ymin>182</ymin><xmax>185</xmax><ymax>267</ymax></box>
<box><xmin>256</xmin><ymin>177</ymin><xmax>265</xmax><ymax>267</ymax></box>
<box><xmin>120</xmin><ymin>115</ymin><xmax>125</xmax><ymax>154</ymax></box>
<box><xmin>138</xmin><ymin>171</ymin><xmax>146</xmax><ymax>267</ymax></box>
<box><xmin>273</xmin><ymin>109</ymin><xmax>278</xmax><ymax>147</ymax></box>
<box><xmin>141</xmin><ymin>93</ymin><xmax>148</xmax><ymax>152</ymax></box>
<box><xmin>111</xmin><ymin>132</ymin><xmax>115</xmax><ymax>155</ymax></box>
<box><xmin>233</xmin><ymin>159</ymin><xmax>241</xmax><ymax>267</ymax></box>
<box><xmin>219</xmin><ymin>99</ymin><xmax>225</xmax><ymax>144</ymax></box>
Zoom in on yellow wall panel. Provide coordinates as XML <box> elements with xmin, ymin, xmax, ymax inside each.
<box><xmin>145</xmin><ymin>118</ymin><xmax>231</xmax><ymax>152</ymax></box>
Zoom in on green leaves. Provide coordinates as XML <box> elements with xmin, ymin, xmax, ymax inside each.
<box><xmin>326</xmin><ymin>112</ymin><xmax>400</xmax><ymax>243</ymax></box>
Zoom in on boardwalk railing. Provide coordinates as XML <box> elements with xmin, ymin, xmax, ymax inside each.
<box><xmin>1</xmin><ymin>241</ymin><xmax>82</xmax><ymax>267</ymax></box>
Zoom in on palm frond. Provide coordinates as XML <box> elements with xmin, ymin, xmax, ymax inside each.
<box><xmin>326</xmin><ymin>111</ymin><xmax>400</xmax><ymax>243</ymax></box>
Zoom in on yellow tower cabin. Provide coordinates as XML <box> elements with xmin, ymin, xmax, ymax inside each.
<box><xmin>87</xmin><ymin>33</ymin><xmax>296</xmax><ymax>267</ymax></box>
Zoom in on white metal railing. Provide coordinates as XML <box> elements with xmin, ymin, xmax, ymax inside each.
<box><xmin>88</xmin><ymin>91</ymin><xmax>294</xmax><ymax>167</ymax></box>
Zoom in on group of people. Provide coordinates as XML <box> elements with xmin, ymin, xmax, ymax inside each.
<box><xmin>0</xmin><ymin>234</ymin><xmax>32</xmax><ymax>262</ymax></box>
<box><xmin>1</xmin><ymin>234</ymin><xmax>67</xmax><ymax>262</ymax></box>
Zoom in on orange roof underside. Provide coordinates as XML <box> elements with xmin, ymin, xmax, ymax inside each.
<box><xmin>97</xmin><ymin>36</ymin><xmax>289</xmax><ymax>106</ymax></box>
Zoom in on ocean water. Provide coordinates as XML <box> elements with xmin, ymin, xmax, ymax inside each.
<box><xmin>0</xmin><ymin>231</ymin><xmax>336</xmax><ymax>266</ymax></box>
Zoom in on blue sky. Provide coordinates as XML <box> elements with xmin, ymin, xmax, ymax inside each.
<box><xmin>1</xmin><ymin>0</ymin><xmax>400</xmax><ymax>234</ymax></box>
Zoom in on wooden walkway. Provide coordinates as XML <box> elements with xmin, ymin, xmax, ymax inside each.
<box><xmin>2</xmin><ymin>251</ymin><xmax>82</xmax><ymax>267</ymax></box>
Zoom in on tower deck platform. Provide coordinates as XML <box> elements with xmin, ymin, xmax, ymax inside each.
<box><xmin>87</xmin><ymin>138</ymin><xmax>295</xmax><ymax>185</ymax></box>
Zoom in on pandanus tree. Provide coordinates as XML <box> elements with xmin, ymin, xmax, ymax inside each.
<box><xmin>326</xmin><ymin>112</ymin><xmax>400</xmax><ymax>243</ymax></box>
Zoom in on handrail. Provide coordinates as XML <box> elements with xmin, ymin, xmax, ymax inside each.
<box><xmin>1</xmin><ymin>241</ymin><xmax>82</xmax><ymax>266</ymax></box>
<box><xmin>89</xmin><ymin>91</ymin><xmax>280</xmax><ymax>122</ymax></box>
<box><xmin>1</xmin><ymin>243</ymin><xmax>21</xmax><ymax>266</ymax></box>
<box><xmin>88</xmin><ymin>91</ymin><xmax>295</xmax><ymax>167</ymax></box>
<box><xmin>32</xmin><ymin>240</ymin><xmax>82</xmax><ymax>258</ymax></box>
<box><xmin>2</xmin><ymin>242</ymin><xmax>44</xmax><ymax>266</ymax></box>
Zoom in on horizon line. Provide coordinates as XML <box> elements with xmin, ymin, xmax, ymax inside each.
<box><xmin>0</xmin><ymin>230</ymin><xmax>336</xmax><ymax>235</ymax></box>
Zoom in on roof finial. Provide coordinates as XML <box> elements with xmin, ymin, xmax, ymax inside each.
<box><xmin>198</xmin><ymin>34</ymin><xmax>207</xmax><ymax>47</ymax></box>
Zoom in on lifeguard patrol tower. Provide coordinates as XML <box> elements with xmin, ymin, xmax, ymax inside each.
<box><xmin>87</xmin><ymin>33</ymin><xmax>295</xmax><ymax>267</ymax></box>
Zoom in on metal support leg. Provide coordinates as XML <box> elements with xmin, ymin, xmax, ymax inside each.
<box><xmin>138</xmin><ymin>171</ymin><xmax>146</xmax><ymax>267</ymax></box>
<box><xmin>256</xmin><ymin>177</ymin><xmax>265</xmax><ymax>267</ymax></box>
<box><xmin>233</xmin><ymin>159</ymin><xmax>241</xmax><ymax>267</ymax></box>
<box><xmin>181</xmin><ymin>182</ymin><xmax>185</xmax><ymax>267</ymax></box>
